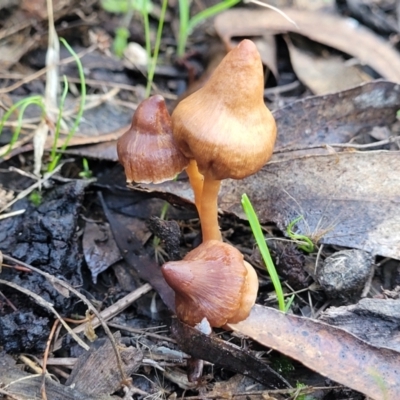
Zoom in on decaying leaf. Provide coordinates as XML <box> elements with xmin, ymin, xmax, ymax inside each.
<box><xmin>273</xmin><ymin>80</ymin><xmax>400</xmax><ymax>157</ymax></box>
<box><xmin>82</xmin><ymin>222</ymin><xmax>122</xmax><ymax>284</ymax></box>
<box><xmin>227</xmin><ymin>304</ymin><xmax>400</xmax><ymax>400</ymax></box>
<box><xmin>214</xmin><ymin>8</ymin><xmax>400</xmax><ymax>83</ymax></box>
<box><xmin>146</xmin><ymin>151</ymin><xmax>400</xmax><ymax>260</ymax></box>
<box><xmin>285</xmin><ymin>37</ymin><xmax>371</xmax><ymax>94</ymax></box>
<box><xmin>219</xmin><ymin>151</ymin><xmax>400</xmax><ymax>260</ymax></box>
<box><xmin>66</xmin><ymin>332</ymin><xmax>143</xmax><ymax>396</ymax></box>
<box><xmin>98</xmin><ymin>192</ymin><xmax>176</xmax><ymax>311</ymax></box>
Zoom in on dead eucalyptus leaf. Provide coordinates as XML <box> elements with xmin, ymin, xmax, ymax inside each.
<box><xmin>138</xmin><ymin>151</ymin><xmax>400</xmax><ymax>260</ymax></box>
<box><xmin>285</xmin><ymin>38</ymin><xmax>371</xmax><ymax>94</ymax></box>
<box><xmin>227</xmin><ymin>305</ymin><xmax>400</xmax><ymax>400</ymax></box>
<box><xmin>273</xmin><ymin>80</ymin><xmax>400</xmax><ymax>157</ymax></box>
<box><xmin>215</xmin><ymin>8</ymin><xmax>400</xmax><ymax>83</ymax></box>
<box><xmin>226</xmin><ymin>151</ymin><xmax>400</xmax><ymax>260</ymax></box>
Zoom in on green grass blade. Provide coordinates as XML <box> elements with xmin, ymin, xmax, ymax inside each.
<box><xmin>188</xmin><ymin>0</ymin><xmax>241</xmax><ymax>32</ymax></box>
<box><xmin>142</xmin><ymin>0</ymin><xmax>152</xmax><ymax>61</ymax></box>
<box><xmin>177</xmin><ymin>0</ymin><xmax>190</xmax><ymax>57</ymax></box>
<box><xmin>287</xmin><ymin>215</ymin><xmax>314</xmax><ymax>253</ymax></box>
<box><xmin>0</xmin><ymin>96</ymin><xmax>45</xmax><ymax>157</ymax></box>
<box><xmin>241</xmin><ymin>193</ymin><xmax>286</xmax><ymax>312</ymax></box>
<box><xmin>145</xmin><ymin>0</ymin><xmax>168</xmax><ymax>97</ymax></box>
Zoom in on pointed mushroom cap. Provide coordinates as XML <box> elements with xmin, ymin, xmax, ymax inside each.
<box><xmin>117</xmin><ymin>95</ymin><xmax>189</xmax><ymax>184</ymax></box>
<box><xmin>171</xmin><ymin>39</ymin><xmax>277</xmax><ymax>181</ymax></box>
<box><xmin>161</xmin><ymin>240</ymin><xmax>258</xmax><ymax>327</ymax></box>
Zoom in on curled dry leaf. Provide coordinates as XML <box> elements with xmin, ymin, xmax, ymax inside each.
<box><xmin>284</xmin><ymin>37</ymin><xmax>371</xmax><ymax>94</ymax></box>
<box><xmin>214</xmin><ymin>8</ymin><xmax>400</xmax><ymax>83</ymax></box>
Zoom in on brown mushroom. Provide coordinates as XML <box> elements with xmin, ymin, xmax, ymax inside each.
<box><xmin>171</xmin><ymin>39</ymin><xmax>277</xmax><ymax>242</ymax></box>
<box><xmin>161</xmin><ymin>240</ymin><xmax>258</xmax><ymax>327</ymax></box>
<box><xmin>117</xmin><ymin>95</ymin><xmax>189</xmax><ymax>184</ymax></box>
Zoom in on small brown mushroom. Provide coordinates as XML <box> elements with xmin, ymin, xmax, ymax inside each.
<box><xmin>161</xmin><ymin>240</ymin><xmax>258</xmax><ymax>327</ymax></box>
<box><xmin>171</xmin><ymin>39</ymin><xmax>277</xmax><ymax>242</ymax></box>
<box><xmin>117</xmin><ymin>95</ymin><xmax>189</xmax><ymax>184</ymax></box>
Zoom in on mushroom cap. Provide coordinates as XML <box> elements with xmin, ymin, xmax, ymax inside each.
<box><xmin>227</xmin><ymin>261</ymin><xmax>258</xmax><ymax>324</ymax></box>
<box><xmin>117</xmin><ymin>95</ymin><xmax>189</xmax><ymax>184</ymax></box>
<box><xmin>171</xmin><ymin>39</ymin><xmax>277</xmax><ymax>181</ymax></box>
<box><xmin>161</xmin><ymin>240</ymin><xmax>258</xmax><ymax>327</ymax></box>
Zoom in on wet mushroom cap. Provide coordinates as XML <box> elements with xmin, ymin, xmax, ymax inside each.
<box><xmin>161</xmin><ymin>240</ymin><xmax>258</xmax><ymax>327</ymax></box>
<box><xmin>117</xmin><ymin>95</ymin><xmax>189</xmax><ymax>184</ymax></box>
<box><xmin>171</xmin><ymin>39</ymin><xmax>277</xmax><ymax>181</ymax></box>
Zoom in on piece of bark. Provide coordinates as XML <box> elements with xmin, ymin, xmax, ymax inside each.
<box><xmin>66</xmin><ymin>332</ymin><xmax>142</xmax><ymax>396</ymax></box>
<box><xmin>0</xmin><ymin>362</ymin><xmax>113</xmax><ymax>400</ymax></box>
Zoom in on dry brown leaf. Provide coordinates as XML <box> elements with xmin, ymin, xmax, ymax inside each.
<box><xmin>221</xmin><ymin>151</ymin><xmax>400</xmax><ymax>260</ymax></box>
<box><xmin>273</xmin><ymin>80</ymin><xmax>400</xmax><ymax>157</ymax></box>
<box><xmin>254</xmin><ymin>35</ymin><xmax>278</xmax><ymax>79</ymax></box>
<box><xmin>228</xmin><ymin>305</ymin><xmax>400</xmax><ymax>400</ymax></box>
<box><xmin>214</xmin><ymin>8</ymin><xmax>400</xmax><ymax>83</ymax></box>
<box><xmin>285</xmin><ymin>38</ymin><xmax>371</xmax><ymax>94</ymax></box>
<box><xmin>138</xmin><ymin>151</ymin><xmax>400</xmax><ymax>260</ymax></box>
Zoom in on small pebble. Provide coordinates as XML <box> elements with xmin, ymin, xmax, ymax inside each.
<box><xmin>317</xmin><ymin>249</ymin><xmax>373</xmax><ymax>302</ymax></box>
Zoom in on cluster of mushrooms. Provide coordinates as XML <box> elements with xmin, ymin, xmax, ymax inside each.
<box><xmin>117</xmin><ymin>39</ymin><xmax>277</xmax><ymax>328</ymax></box>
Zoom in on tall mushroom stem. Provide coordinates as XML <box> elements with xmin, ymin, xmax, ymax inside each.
<box><xmin>200</xmin><ymin>176</ymin><xmax>222</xmax><ymax>241</ymax></box>
<box><xmin>185</xmin><ymin>159</ymin><xmax>204</xmax><ymax>214</ymax></box>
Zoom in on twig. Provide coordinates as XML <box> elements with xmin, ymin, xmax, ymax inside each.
<box><xmin>107</xmin><ymin>323</ymin><xmax>176</xmax><ymax>343</ymax></box>
<box><xmin>274</xmin><ymin>136</ymin><xmax>400</xmax><ymax>154</ymax></box>
<box><xmin>0</xmin><ymin>209</ymin><xmax>25</xmax><ymax>220</ymax></box>
<box><xmin>53</xmin><ymin>283</ymin><xmax>153</xmax><ymax>349</ymax></box>
<box><xmin>41</xmin><ymin>319</ymin><xmax>60</xmax><ymax>400</ymax></box>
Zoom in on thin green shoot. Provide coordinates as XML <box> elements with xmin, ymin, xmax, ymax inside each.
<box><xmin>79</xmin><ymin>158</ymin><xmax>93</xmax><ymax>179</ymax></box>
<box><xmin>29</xmin><ymin>190</ymin><xmax>42</xmax><ymax>206</ymax></box>
<box><xmin>294</xmin><ymin>382</ymin><xmax>316</xmax><ymax>400</ymax></box>
<box><xmin>145</xmin><ymin>0</ymin><xmax>168</xmax><ymax>97</ymax></box>
<box><xmin>141</xmin><ymin>0</ymin><xmax>152</xmax><ymax>60</ymax></box>
<box><xmin>286</xmin><ymin>215</ymin><xmax>314</xmax><ymax>253</ymax></box>
<box><xmin>47</xmin><ymin>38</ymin><xmax>86</xmax><ymax>172</ymax></box>
<box><xmin>284</xmin><ymin>294</ymin><xmax>295</xmax><ymax>312</ymax></box>
<box><xmin>177</xmin><ymin>0</ymin><xmax>190</xmax><ymax>58</ymax></box>
<box><xmin>101</xmin><ymin>0</ymin><xmax>152</xmax><ymax>14</ymax></box>
<box><xmin>177</xmin><ymin>0</ymin><xmax>241</xmax><ymax>57</ymax></box>
<box><xmin>113</xmin><ymin>26</ymin><xmax>130</xmax><ymax>58</ymax></box>
<box><xmin>0</xmin><ymin>96</ymin><xmax>45</xmax><ymax>157</ymax></box>
<box><xmin>241</xmin><ymin>193</ymin><xmax>286</xmax><ymax>312</ymax></box>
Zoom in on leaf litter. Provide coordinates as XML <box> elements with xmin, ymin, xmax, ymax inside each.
<box><xmin>132</xmin><ymin>79</ymin><xmax>400</xmax><ymax>399</ymax></box>
<box><xmin>2</xmin><ymin>2</ymin><xmax>400</xmax><ymax>399</ymax></box>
